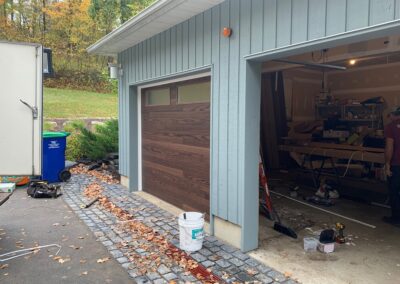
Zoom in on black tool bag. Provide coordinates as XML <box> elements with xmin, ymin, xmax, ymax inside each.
<box><xmin>27</xmin><ymin>181</ymin><xmax>60</xmax><ymax>198</ymax></box>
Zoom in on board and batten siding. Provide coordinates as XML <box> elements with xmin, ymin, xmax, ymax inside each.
<box><xmin>118</xmin><ymin>0</ymin><xmax>400</xmax><ymax>239</ymax></box>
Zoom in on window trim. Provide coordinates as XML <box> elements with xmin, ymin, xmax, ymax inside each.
<box><xmin>141</xmin><ymin>76</ymin><xmax>211</xmax><ymax>107</ymax></box>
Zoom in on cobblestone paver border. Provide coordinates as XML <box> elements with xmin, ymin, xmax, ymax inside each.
<box><xmin>63</xmin><ymin>175</ymin><xmax>296</xmax><ymax>284</ymax></box>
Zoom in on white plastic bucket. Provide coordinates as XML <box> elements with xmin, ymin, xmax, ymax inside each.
<box><xmin>178</xmin><ymin>212</ymin><xmax>205</xmax><ymax>252</ymax></box>
<box><xmin>303</xmin><ymin>237</ymin><xmax>318</xmax><ymax>252</ymax></box>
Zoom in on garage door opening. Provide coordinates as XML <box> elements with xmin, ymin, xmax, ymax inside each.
<box><xmin>252</xmin><ymin>35</ymin><xmax>400</xmax><ymax>284</ymax></box>
<box><xmin>140</xmin><ymin>77</ymin><xmax>211</xmax><ymax>219</ymax></box>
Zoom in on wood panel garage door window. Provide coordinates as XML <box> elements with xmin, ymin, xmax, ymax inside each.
<box><xmin>142</xmin><ymin>78</ymin><xmax>210</xmax><ymax>216</ymax></box>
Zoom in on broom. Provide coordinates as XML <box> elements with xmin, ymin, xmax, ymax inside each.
<box><xmin>259</xmin><ymin>153</ymin><xmax>297</xmax><ymax>239</ymax></box>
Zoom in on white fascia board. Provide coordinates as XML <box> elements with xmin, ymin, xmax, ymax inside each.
<box><xmin>87</xmin><ymin>0</ymin><xmax>223</xmax><ymax>56</ymax></box>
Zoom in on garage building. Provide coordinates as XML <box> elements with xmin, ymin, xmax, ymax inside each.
<box><xmin>89</xmin><ymin>1</ymin><xmax>400</xmax><ymax>283</ymax></box>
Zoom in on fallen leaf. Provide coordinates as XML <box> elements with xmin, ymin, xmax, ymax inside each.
<box><xmin>78</xmin><ymin>236</ymin><xmax>85</xmax><ymax>239</ymax></box>
<box><xmin>222</xmin><ymin>271</ymin><xmax>230</xmax><ymax>280</ymax></box>
<box><xmin>3</xmin><ymin>273</ymin><xmax>8</xmax><ymax>276</ymax></box>
<box><xmin>68</xmin><ymin>245</ymin><xmax>81</xmax><ymax>250</ymax></box>
<box><xmin>246</xmin><ymin>268</ymin><xmax>258</xmax><ymax>276</ymax></box>
<box><xmin>80</xmin><ymin>259</ymin><xmax>87</xmax><ymax>264</ymax></box>
<box><xmin>80</xmin><ymin>271</ymin><xmax>88</xmax><ymax>276</ymax></box>
<box><xmin>284</xmin><ymin>271</ymin><xmax>292</xmax><ymax>278</ymax></box>
<box><xmin>0</xmin><ymin>264</ymin><xmax>8</xmax><ymax>269</ymax></box>
<box><xmin>58</xmin><ymin>258</ymin><xmax>70</xmax><ymax>264</ymax></box>
<box><xmin>97</xmin><ymin>257</ymin><xmax>110</xmax><ymax>263</ymax></box>
<box><xmin>52</xmin><ymin>223</ymin><xmax>60</xmax><ymax>226</ymax></box>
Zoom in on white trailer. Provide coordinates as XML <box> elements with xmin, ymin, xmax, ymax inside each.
<box><xmin>0</xmin><ymin>41</ymin><xmax>52</xmax><ymax>181</ymax></box>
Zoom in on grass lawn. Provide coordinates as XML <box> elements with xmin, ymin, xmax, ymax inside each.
<box><xmin>44</xmin><ymin>88</ymin><xmax>117</xmax><ymax>119</ymax></box>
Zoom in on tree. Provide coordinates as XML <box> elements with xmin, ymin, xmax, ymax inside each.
<box><xmin>89</xmin><ymin>0</ymin><xmax>156</xmax><ymax>31</ymax></box>
<box><xmin>128</xmin><ymin>0</ymin><xmax>154</xmax><ymax>18</ymax></box>
<box><xmin>88</xmin><ymin>0</ymin><xmax>119</xmax><ymax>34</ymax></box>
<box><xmin>0</xmin><ymin>0</ymin><xmax>155</xmax><ymax>92</ymax></box>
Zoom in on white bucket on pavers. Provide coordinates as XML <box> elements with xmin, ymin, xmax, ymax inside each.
<box><xmin>178</xmin><ymin>212</ymin><xmax>205</xmax><ymax>252</ymax></box>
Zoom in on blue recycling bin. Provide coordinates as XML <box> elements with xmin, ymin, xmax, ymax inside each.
<box><xmin>42</xmin><ymin>132</ymin><xmax>70</xmax><ymax>183</ymax></box>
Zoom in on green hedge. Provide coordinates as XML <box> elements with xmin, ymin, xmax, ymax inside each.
<box><xmin>65</xmin><ymin>119</ymin><xmax>118</xmax><ymax>161</ymax></box>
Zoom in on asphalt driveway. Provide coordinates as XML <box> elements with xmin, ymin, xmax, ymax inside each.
<box><xmin>0</xmin><ymin>187</ymin><xmax>133</xmax><ymax>284</ymax></box>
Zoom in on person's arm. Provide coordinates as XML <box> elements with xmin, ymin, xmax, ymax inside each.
<box><xmin>385</xmin><ymin>137</ymin><xmax>394</xmax><ymax>177</ymax></box>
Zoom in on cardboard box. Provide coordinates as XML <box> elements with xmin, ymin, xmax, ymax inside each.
<box><xmin>0</xmin><ymin>183</ymin><xmax>16</xmax><ymax>193</ymax></box>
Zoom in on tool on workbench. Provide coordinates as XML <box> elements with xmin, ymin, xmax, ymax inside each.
<box><xmin>80</xmin><ymin>197</ymin><xmax>100</xmax><ymax>209</ymax></box>
<box><xmin>335</xmin><ymin>222</ymin><xmax>346</xmax><ymax>244</ymax></box>
<box><xmin>259</xmin><ymin>151</ymin><xmax>297</xmax><ymax>239</ymax></box>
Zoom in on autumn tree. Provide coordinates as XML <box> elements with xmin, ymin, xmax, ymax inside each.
<box><xmin>88</xmin><ymin>0</ymin><xmax>155</xmax><ymax>32</ymax></box>
<box><xmin>44</xmin><ymin>0</ymin><xmax>102</xmax><ymax>69</ymax></box>
<box><xmin>88</xmin><ymin>0</ymin><xmax>119</xmax><ymax>34</ymax></box>
<box><xmin>0</xmin><ymin>0</ymin><xmax>155</xmax><ymax>92</ymax></box>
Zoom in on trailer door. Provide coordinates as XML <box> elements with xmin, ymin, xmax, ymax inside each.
<box><xmin>0</xmin><ymin>42</ymin><xmax>42</xmax><ymax>176</ymax></box>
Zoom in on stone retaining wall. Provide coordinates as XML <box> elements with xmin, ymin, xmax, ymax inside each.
<box><xmin>44</xmin><ymin>118</ymin><xmax>114</xmax><ymax>131</ymax></box>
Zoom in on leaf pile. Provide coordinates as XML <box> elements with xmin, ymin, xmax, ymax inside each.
<box><xmin>83</xmin><ymin>183</ymin><xmax>221</xmax><ymax>283</ymax></box>
<box><xmin>72</xmin><ymin>164</ymin><xmax>118</xmax><ymax>184</ymax></box>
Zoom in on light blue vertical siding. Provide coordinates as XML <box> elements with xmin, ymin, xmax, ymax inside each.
<box><xmin>251</xmin><ymin>0</ymin><xmax>264</xmax><ymax>54</ymax></box>
<box><xmin>196</xmin><ymin>14</ymin><xmax>204</xmax><ymax>67</ymax></box>
<box><xmin>227</xmin><ymin>0</ymin><xmax>240</xmax><ymax>224</ymax></box>
<box><xmin>263</xmin><ymin>0</ymin><xmax>277</xmax><ymax>50</ymax></box>
<box><xmin>370</xmin><ymin>0</ymin><xmax>395</xmax><ymax>25</ymax></box>
<box><xmin>211</xmin><ymin>4</ymin><xmax>220</xmax><ymax>216</ymax></box>
<box><xmin>276</xmin><ymin>0</ymin><xmax>292</xmax><ymax>47</ymax></box>
<box><xmin>308</xmin><ymin>0</ymin><xmax>326</xmax><ymax>40</ymax></box>
<box><xmin>219</xmin><ymin>1</ymin><xmax>230</xmax><ymax>220</ymax></box>
<box><xmin>346</xmin><ymin>0</ymin><xmax>370</xmax><ymax>30</ymax></box>
<box><xmin>291</xmin><ymin>0</ymin><xmax>308</xmax><ymax>44</ymax></box>
<box><xmin>118</xmin><ymin>0</ymin><xmax>400</xmax><ymax>244</ymax></box>
<box><xmin>326</xmin><ymin>0</ymin><xmax>347</xmax><ymax>36</ymax></box>
<box><xmin>237</xmin><ymin>0</ymin><xmax>252</xmax><ymax>229</ymax></box>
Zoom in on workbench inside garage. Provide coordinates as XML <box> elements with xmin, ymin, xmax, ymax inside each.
<box><xmin>279</xmin><ymin>142</ymin><xmax>384</xmax><ymax>164</ymax></box>
<box><xmin>278</xmin><ymin>142</ymin><xmax>387</xmax><ymax>200</ymax></box>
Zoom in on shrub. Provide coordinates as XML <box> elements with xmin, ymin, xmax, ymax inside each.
<box><xmin>44</xmin><ymin>69</ymin><xmax>118</xmax><ymax>94</ymax></box>
<box><xmin>65</xmin><ymin>121</ymin><xmax>86</xmax><ymax>161</ymax></box>
<box><xmin>65</xmin><ymin>119</ymin><xmax>118</xmax><ymax>161</ymax></box>
<box><xmin>43</xmin><ymin>121</ymin><xmax>56</xmax><ymax>131</ymax></box>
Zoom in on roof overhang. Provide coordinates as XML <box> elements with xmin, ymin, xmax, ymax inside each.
<box><xmin>87</xmin><ymin>0</ymin><xmax>224</xmax><ymax>56</ymax></box>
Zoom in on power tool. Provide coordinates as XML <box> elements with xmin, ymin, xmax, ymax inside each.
<box><xmin>335</xmin><ymin>222</ymin><xmax>346</xmax><ymax>244</ymax></box>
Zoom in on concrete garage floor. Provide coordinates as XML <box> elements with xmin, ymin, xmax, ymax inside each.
<box><xmin>250</xmin><ymin>186</ymin><xmax>400</xmax><ymax>284</ymax></box>
<box><xmin>0</xmin><ymin>187</ymin><xmax>132</xmax><ymax>284</ymax></box>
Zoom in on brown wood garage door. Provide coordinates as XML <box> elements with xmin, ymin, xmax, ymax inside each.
<box><xmin>141</xmin><ymin>77</ymin><xmax>210</xmax><ymax>215</ymax></box>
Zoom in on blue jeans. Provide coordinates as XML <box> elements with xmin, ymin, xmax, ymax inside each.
<box><xmin>388</xmin><ymin>166</ymin><xmax>400</xmax><ymax>219</ymax></box>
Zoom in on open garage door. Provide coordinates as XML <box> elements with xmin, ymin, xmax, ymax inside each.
<box><xmin>0</xmin><ymin>42</ymin><xmax>42</xmax><ymax>176</ymax></box>
<box><xmin>141</xmin><ymin>77</ymin><xmax>210</xmax><ymax>215</ymax></box>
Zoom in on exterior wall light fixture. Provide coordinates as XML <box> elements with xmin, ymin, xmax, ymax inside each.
<box><xmin>109</xmin><ymin>63</ymin><xmax>123</xmax><ymax>79</ymax></box>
